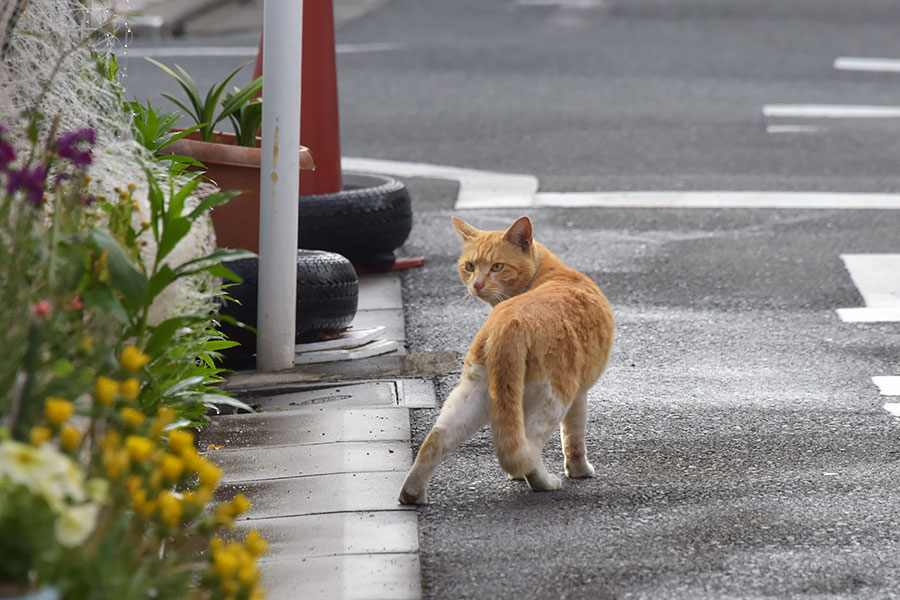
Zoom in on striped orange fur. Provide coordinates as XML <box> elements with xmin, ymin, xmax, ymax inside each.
<box><xmin>399</xmin><ymin>216</ymin><xmax>614</xmax><ymax>504</ymax></box>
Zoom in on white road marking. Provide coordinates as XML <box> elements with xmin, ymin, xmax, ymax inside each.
<box><xmin>763</xmin><ymin>104</ymin><xmax>900</xmax><ymax>119</ymax></box>
<box><xmin>874</xmin><ymin>377</ymin><xmax>900</xmax><ymax>395</ymax></box>
<box><xmin>834</xmin><ymin>56</ymin><xmax>900</xmax><ymax>74</ymax></box>
<box><xmin>342</xmin><ymin>157</ymin><xmax>539</xmax><ymax>209</ymax></box>
<box><xmin>837</xmin><ymin>254</ymin><xmax>900</xmax><ymax>323</ymax></box>
<box><xmin>874</xmin><ymin>378</ymin><xmax>900</xmax><ymax>417</ymax></box>
<box><xmin>116</xmin><ymin>43</ymin><xmax>403</xmax><ymax>59</ymax></box>
<box><xmin>535</xmin><ymin>191</ymin><xmax>900</xmax><ymax>210</ymax></box>
<box><xmin>342</xmin><ymin>157</ymin><xmax>900</xmax><ymax>210</ymax></box>
<box><xmin>765</xmin><ymin>124</ymin><xmax>824</xmax><ymax>134</ymax></box>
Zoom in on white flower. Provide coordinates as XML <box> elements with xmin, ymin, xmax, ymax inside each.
<box><xmin>85</xmin><ymin>478</ymin><xmax>109</xmax><ymax>504</ymax></box>
<box><xmin>0</xmin><ymin>440</ymin><xmax>86</xmax><ymax>511</ymax></box>
<box><xmin>54</xmin><ymin>502</ymin><xmax>99</xmax><ymax>548</ymax></box>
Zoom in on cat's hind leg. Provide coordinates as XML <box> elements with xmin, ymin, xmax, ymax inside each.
<box><xmin>561</xmin><ymin>391</ymin><xmax>595</xmax><ymax>478</ymax></box>
<box><xmin>399</xmin><ymin>369</ymin><xmax>490</xmax><ymax>504</ymax></box>
<box><xmin>520</xmin><ymin>382</ymin><xmax>569</xmax><ymax>492</ymax></box>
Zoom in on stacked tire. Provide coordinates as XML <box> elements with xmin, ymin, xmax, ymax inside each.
<box><xmin>298</xmin><ymin>173</ymin><xmax>412</xmax><ymax>269</ymax></box>
<box><xmin>219</xmin><ymin>250</ymin><xmax>359</xmax><ymax>368</ymax></box>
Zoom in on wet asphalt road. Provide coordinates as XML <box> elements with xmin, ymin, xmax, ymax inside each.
<box><xmin>399</xmin><ymin>178</ymin><xmax>900</xmax><ymax>599</ymax></box>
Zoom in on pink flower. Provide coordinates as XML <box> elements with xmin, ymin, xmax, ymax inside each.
<box><xmin>30</xmin><ymin>299</ymin><xmax>52</xmax><ymax>319</ymax></box>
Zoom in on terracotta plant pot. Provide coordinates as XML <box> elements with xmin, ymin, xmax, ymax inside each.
<box><xmin>166</xmin><ymin>131</ymin><xmax>315</xmax><ymax>253</ymax></box>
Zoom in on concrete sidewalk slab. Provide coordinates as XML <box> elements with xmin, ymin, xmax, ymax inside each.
<box><xmin>357</xmin><ymin>275</ymin><xmax>404</xmax><ymax>311</ymax></box>
<box><xmin>260</xmin><ymin>553</ymin><xmax>421</xmax><ymax>600</ymax></box>
<box><xmin>199</xmin><ymin>407</ymin><xmax>410</xmax><ymax>450</ymax></box>
<box><xmin>214</xmin><ymin>440</ymin><xmax>412</xmax><ymax>483</ymax></box>
<box><xmin>220</xmin><ymin>470</ymin><xmax>412</xmax><ymax>519</ymax></box>
<box><xmin>249</xmin><ymin>381</ymin><xmax>398</xmax><ymax>412</ymax></box>
<box><xmin>235</xmin><ymin>511</ymin><xmax>418</xmax><ymax>558</ymax></box>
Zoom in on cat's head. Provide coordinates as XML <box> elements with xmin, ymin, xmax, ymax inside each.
<box><xmin>451</xmin><ymin>215</ymin><xmax>538</xmax><ymax>306</ymax></box>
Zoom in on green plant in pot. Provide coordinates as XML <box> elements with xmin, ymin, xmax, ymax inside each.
<box><xmin>146</xmin><ymin>59</ymin><xmax>313</xmax><ymax>253</ymax></box>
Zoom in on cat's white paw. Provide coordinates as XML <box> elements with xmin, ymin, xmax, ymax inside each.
<box><xmin>399</xmin><ymin>487</ymin><xmax>427</xmax><ymax>505</ymax></box>
<box><xmin>565</xmin><ymin>459</ymin><xmax>596</xmax><ymax>479</ymax></box>
<box><xmin>525</xmin><ymin>471</ymin><xmax>562</xmax><ymax>492</ymax></box>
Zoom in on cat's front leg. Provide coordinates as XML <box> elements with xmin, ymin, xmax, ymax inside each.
<box><xmin>399</xmin><ymin>372</ymin><xmax>490</xmax><ymax>504</ymax></box>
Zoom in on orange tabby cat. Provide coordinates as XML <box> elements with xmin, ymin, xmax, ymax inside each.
<box><xmin>399</xmin><ymin>216</ymin><xmax>614</xmax><ymax>504</ymax></box>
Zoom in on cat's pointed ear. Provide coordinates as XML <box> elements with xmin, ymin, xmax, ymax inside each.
<box><xmin>503</xmin><ymin>216</ymin><xmax>533</xmax><ymax>251</ymax></box>
<box><xmin>451</xmin><ymin>216</ymin><xmax>480</xmax><ymax>242</ymax></box>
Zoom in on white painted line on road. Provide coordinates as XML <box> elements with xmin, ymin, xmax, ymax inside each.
<box><xmin>341</xmin><ymin>158</ymin><xmax>900</xmax><ymax>211</ymax></box>
<box><xmin>765</xmin><ymin>124</ymin><xmax>824</xmax><ymax>134</ymax></box>
<box><xmin>534</xmin><ymin>191</ymin><xmax>900</xmax><ymax>210</ymax></box>
<box><xmin>839</xmin><ymin>254</ymin><xmax>900</xmax><ymax>306</ymax></box>
<box><xmin>763</xmin><ymin>104</ymin><xmax>900</xmax><ymax>119</ymax></box>
<box><xmin>875</xmin><ymin>377</ymin><xmax>900</xmax><ymax>395</ymax></box>
<box><xmin>342</xmin><ymin>157</ymin><xmax>539</xmax><ymax>209</ymax></box>
<box><xmin>834</xmin><ymin>56</ymin><xmax>900</xmax><ymax>73</ymax></box>
<box><xmin>875</xmin><ymin>375</ymin><xmax>900</xmax><ymax>417</ymax></box>
<box><xmin>837</xmin><ymin>254</ymin><xmax>900</xmax><ymax>323</ymax></box>
<box><xmin>117</xmin><ymin>43</ymin><xmax>403</xmax><ymax>59</ymax></box>
<box><xmin>836</xmin><ymin>306</ymin><xmax>900</xmax><ymax>322</ymax></box>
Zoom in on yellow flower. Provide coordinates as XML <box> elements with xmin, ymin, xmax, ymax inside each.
<box><xmin>209</xmin><ymin>536</ymin><xmax>225</xmax><ymax>554</ymax></box>
<box><xmin>119</xmin><ymin>378</ymin><xmax>140</xmax><ymax>402</ymax></box>
<box><xmin>213</xmin><ymin>548</ymin><xmax>239</xmax><ymax>579</ymax></box>
<box><xmin>44</xmin><ymin>397</ymin><xmax>74</xmax><ymax>426</ymax></box>
<box><xmin>196</xmin><ymin>457</ymin><xmax>222</xmax><ymax>487</ymax></box>
<box><xmin>120</xmin><ymin>407</ymin><xmax>145</xmax><ymax>427</ymax></box>
<box><xmin>151</xmin><ymin>406</ymin><xmax>175</xmax><ymax>438</ymax></box>
<box><xmin>160</xmin><ymin>454</ymin><xmax>185</xmax><ymax>481</ymax></box>
<box><xmin>119</xmin><ymin>345</ymin><xmax>150</xmax><ymax>372</ymax></box>
<box><xmin>93</xmin><ymin>376</ymin><xmax>119</xmax><ymax>406</ymax></box>
<box><xmin>59</xmin><ymin>424</ymin><xmax>80</xmax><ymax>452</ymax></box>
<box><xmin>79</xmin><ymin>334</ymin><xmax>93</xmax><ymax>352</ymax></box>
<box><xmin>103</xmin><ymin>448</ymin><xmax>129</xmax><ymax>480</ymax></box>
<box><xmin>167</xmin><ymin>429</ymin><xmax>194</xmax><ymax>455</ymax></box>
<box><xmin>231</xmin><ymin>493</ymin><xmax>251</xmax><ymax>516</ymax></box>
<box><xmin>157</xmin><ymin>490</ymin><xmax>183</xmax><ymax>527</ymax></box>
<box><xmin>214</xmin><ymin>503</ymin><xmax>235</xmax><ymax>529</ymax></box>
<box><xmin>238</xmin><ymin>564</ymin><xmax>259</xmax><ymax>586</ymax></box>
<box><xmin>244</xmin><ymin>529</ymin><xmax>269</xmax><ymax>558</ymax></box>
<box><xmin>125</xmin><ymin>435</ymin><xmax>154</xmax><ymax>463</ymax></box>
<box><xmin>30</xmin><ymin>426</ymin><xmax>52</xmax><ymax>445</ymax></box>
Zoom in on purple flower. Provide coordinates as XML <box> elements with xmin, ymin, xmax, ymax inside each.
<box><xmin>0</xmin><ymin>125</ymin><xmax>15</xmax><ymax>173</ymax></box>
<box><xmin>56</xmin><ymin>128</ymin><xmax>96</xmax><ymax>168</ymax></box>
<box><xmin>6</xmin><ymin>167</ymin><xmax>47</xmax><ymax>205</ymax></box>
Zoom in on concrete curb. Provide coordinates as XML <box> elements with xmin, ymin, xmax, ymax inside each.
<box><xmin>200</xmin><ymin>271</ymin><xmax>436</xmax><ymax>600</ymax></box>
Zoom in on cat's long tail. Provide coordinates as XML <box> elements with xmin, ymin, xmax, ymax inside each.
<box><xmin>486</xmin><ymin>318</ymin><xmax>539</xmax><ymax>477</ymax></box>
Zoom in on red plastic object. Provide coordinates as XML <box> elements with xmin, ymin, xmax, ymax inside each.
<box><xmin>254</xmin><ymin>1</ymin><xmax>342</xmax><ymax>195</ymax></box>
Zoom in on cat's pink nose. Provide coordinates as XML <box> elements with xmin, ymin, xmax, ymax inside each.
<box><xmin>473</xmin><ymin>277</ymin><xmax>486</xmax><ymax>291</ymax></box>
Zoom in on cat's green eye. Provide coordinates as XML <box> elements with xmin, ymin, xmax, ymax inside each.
<box><xmin>491</xmin><ymin>263</ymin><xmax>504</xmax><ymax>272</ymax></box>
<box><xmin>464</xmin><ymin>262</ymin><xmax>475</xmax><ymax>272</ymax></box>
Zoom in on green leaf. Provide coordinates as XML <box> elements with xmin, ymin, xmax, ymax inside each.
<box><xmin>163</xmin><ymin>375</ymin><xmax>206</xmax><ymax>397</ymax></box>
<box><xmin>90</xmin><ymin>229</ymin><xmax>148</xmax><ymax>311</ymax></box>
<box><xmin>147</xmin><ymin>264</ymin><xmax>177</xmax><ymax>304</ymax></box>
<box><xmin>82</xmin><ymin>285</ymin><xmax>128</xmax><ymax>323</ymax></box>
<box><xmin>186</xmin><ymin>190</ymin><xmax>242</xmax><ymax>220</ymax></box>
<box><xmin>203</xmin><ymin>340</ymin><xmax>240</xmax><ymax>351</ymax></box>
<box><xmin>176</xmin><ymin>248</ymin><xmax>255</xmax><ymax>272</ymax></box>
<box><xmin>157</xmin><ymin>217</ymin><xmax>191</xmax><ymax>264</ymax></box>
<box><xmin>168</xmin><ymin>176</ymin><xmax>201</xmax><ymax>221</ymax></box>
<box><xmin>146</xmin><ymin>316</ymin><xmax>192</xmax><ymax>358</ymax></box>
<box><xmin>202</xmin><ymin>393</ymin><xmax>254</xmax><ymax>413</ymax></box>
